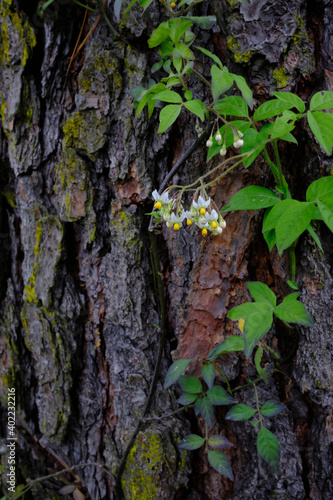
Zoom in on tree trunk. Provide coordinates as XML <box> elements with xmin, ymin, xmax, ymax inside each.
<box><xmin>0</xmin><ymin>0</ymin><xmax>332</xmax><ymax>499</ymax></box>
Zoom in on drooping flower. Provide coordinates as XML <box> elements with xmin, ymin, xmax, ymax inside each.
<box><xmin>170</xmin><ymin>212</ymin><xmax>185</xmax><ymax>230</ymax></box>
<box><xmin>192</xmin><ymin>195</ymin><xmax>211</xmax><ymax>216</ymax></box>
<box><xmin>152</xmin><ymin>190</ymin><xmax>170</xmax><ymax>209</ymax></box>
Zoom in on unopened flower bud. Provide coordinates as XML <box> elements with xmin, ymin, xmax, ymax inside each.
<box><xmin>215</xmin><ymin>132</ymin><xmax>222</xmax><ymax>142</ymax></box>
<box><xmin>220</xmin><ymin>219</ymin><xmax>226</xmax><ymax>228</ymax></box>
<box><xmin>216</xmin><ymin>227</ymin><xmax>223</xmax><ymax>234</ymax></box>
<box><xmin>206</xmin><ymin>138</ymin><xmax>213</xmax><ymax>148</ymax></box>
<box><xmin>219</xmin><ymin>147</ymin><xmax>227</xmax><ymax>156</ymax></box>
<box><xmin>166</xmin><ymin>221</ymin><xmax>173</xmax><ymax>228</ymax></box>
<box><xmin>163</xmin><ymin>214</ymin><xmax>171</xmax><ymax>221</ymax></box>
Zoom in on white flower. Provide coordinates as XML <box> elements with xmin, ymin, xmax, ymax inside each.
<box><xmin>206</xmin><ymin>138</ymin><xmax>213</xmax><ymax>148</ymax></box>
<box><xmin>197</xmin><ymin>217</ymin><xmax>209</xmax><ymax>229</ymax></box>
<box><xmin>170</xmin><ymin>212</ymin><xmax>185</xmax><ymax>224</ymax></box>
<box><xmin>205</xmin><ymin>209</ymin><xmax>218</xmax><ymax>223</ymax></box>
<box><xmin>152</xmin><ymin>190</ymin><xmax>170</xmax><ymax>204</ymax></box>
<box><xmin>192</xmin><ymin>195</ymin><xmax>211</xmax><ymax>211</ymax></box>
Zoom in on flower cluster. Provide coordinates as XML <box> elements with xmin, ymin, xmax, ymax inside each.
<box><xmin>206</xmin><ymin>127</ymin><xmax>244</xmax><ymax>157</ymax></box>
<box><xmin>152</xmin><ymin>191</ymin><xmax>226</xmax><ymax>236</ymax></box>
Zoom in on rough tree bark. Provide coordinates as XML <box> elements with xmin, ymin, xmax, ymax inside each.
<box><xmin>0</xmin><ymin>0</ymin><xmax>332</xmax><ymax>499</ymax></box>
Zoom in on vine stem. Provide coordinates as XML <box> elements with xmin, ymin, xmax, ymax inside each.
<box><xmin>214</xmin><ymin>366</ymin><xmax>231</xmax><ymax>393</ymax></box>
<box><xmin>253</xmin><ymin>383</ymin><xmax>263</xmax><ymax>427</ymax></box>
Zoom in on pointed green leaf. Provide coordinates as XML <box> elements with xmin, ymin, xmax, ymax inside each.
<box><xmin>306</xmin><ymin>176</ymin><xmax>333</xmax><ymax>204</ymax></box>
<box><xmin>274</xmin><ymin>294</ymin><xmax>314</xmax><ymax>326</ymax></box>
<box><xmin>195</xmin><ymin>46</ymin><xmax>224</xmax><ymax>70</ymax></box>
<box><xmin>317</xmin><ymin>199</ymin><xmax>333</xmax><ymax>232</ymax></box>
<box><xmin>195</xmin><ymin>396</ymin><xmax>214</xmax><ymax>428</ymax></box>
<box><xmin>260</xmin><ymin>400</ymin><xmax>286</xmax><ymax>417</ymax></box>
<box><xmin>307</xmin><ymin>224</ymin><xmax>323</xmax><ymax>251</ymax></box>
<box><xmin>213</xmin><ymin>96</ymin><xmax>249</xmax><ymax>118</ymax></box>
<box><xmin>243</xmin><ymin>309</ymin><xmax>274</xmax><ymax>358</ymax></box>
<box><xmin>233</xmin><ymin>74</ymin><xmax>253</xmax><ymax>109</ymax></box>
<box><xmin>208</xmin><ymin>335</ymin><xmax>245</xmax><ymax>360</ymax></box>
<box><xmin>247</xmin><ymin>282</ymin><xmax>277</xmax><ymax>307</ymax></box>
<box><xmin>179</xmin><ymin>434</ymin><xmax>205</xmax><ymax>450</ymax></box>
<box><xmin>148</xmin><ymin>21</ymin><xmax>170</xmax><ymax>48</ymax></box>
<box><xmin>178</xmin><ymin>375</ymin><xmax>203</xmax><ymax>394</ymax></box>
<box><xmin>226</xmin><ymin>404</ymin><xmax>256</xmax><ymax>421</ymax></box>
<box><xmin>151</xmin><ymin>90</ymin><xmax>183</xmax><ymax>103</ymax></box>
<box><xmin>207</xmin><ymin>451</ymin><xmax>234</xmax><ymax>480</ymax></box>
<box><xmin>184</xmin><ymin>90</ymin><xmax>192</xmax><ymax>101</ymax></box>
<box><xmin>202</xmin><ymin>363</ymin><xmax>215</xmax><ymax>389</ymax></box>
<box><xmin>208</xmin><ymin>435</ymin><xmax>233</xmax><ymax>449</ymax></box>
<box><xmin>307</xmin><ymin>110</ymin><xmax>333</xmax><ymax>155</ymax></box>
<box><xmin>164</xmin><ymin>359</ymin><xmax>192</xmax><ymax>388</ymax></box>
<box><xmin>158</xmin><ymin>104</ymin><xmax>181</xmax><ymax>133</ymax></box>
<box><xmin>183</xmin><ymin>99</ymin><xmax>206</xmax><ymax>121</ymax></box>
<box><xmin>177</xmin><ymin>392</ymin><xmax>198</xmax><ymax>405</ymax></box>
<box><xmin>139</xmin><ymin>0</ymin><xmax>154</xmax><ymax>10</ymax></box>
<box><xmin>275</xmin><ymin>201</ymin><xmax>315</xmax><ymax>254</ymax></box>
<box><xmin>222</xmin><ymin>186</ymin><xmax>280</xmax><ymax>212</ymax></box>
<box><xmin>241</xmin><ymin>129</ymin><xmax>268</xmax><ymax>168</ymax></box>
<box><xmin>168</xmin><ymin>18</ymin><xmax>193</xmax><ymax>44</ymax></box>
<box><xmin>151</xmin><ymin>60</ymin><xmax>164</xmax><ymax>73</ymax></box>
<box><xmin>257</xmin><ymin>427</ymin><xmax>280</xmax><ymax>473</ymax></box>
<box><xmin>211</xmin><ymin>65</ymin><xmax>234</xmax><ymax>101</ymax></box>
<box><xmin>253</xmin><ymin>99</ymin><xmax>294</xmax><ymax>121</ymax></box>
<box><xmin>272</xmin><ymin>91</ymin><xmax>305</xmax><ymax>113</ymax></box>
<box><xmin>255</xmin><ymin>346</ymin><xmax>269</xmax><ymax>384</ymax></box>
<box><xmin>309</xmin><ymin>90</ymin><xmax>333</xmax><ymax>111</ymax></box>
<box><xmin>207</xmin><ymin>386</ymin><xmax>236</xmax><ymax>406</ymax></box>
<box><xmin>173</xmin><ymin>43</ymin><xmax>194</xmax><ymax>60</ymax></box>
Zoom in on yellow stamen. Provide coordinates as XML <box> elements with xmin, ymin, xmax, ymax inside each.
<box><xmin>154</xmin><ymin>202</ymin><xmax>162</xmax><ymax>209</ymax></box>
<box><xmin>202</xmin><ymin>228</ymin><xmax>208</xmax><ymax>236</ymax></box>
<box><xmin>187</xmin><ymin>219</ymin><xmax>192</xmax><ymax>226</ymax></box>
<box><xmin>171</xmin><ymin>1</ymin><xmax>176</xmax><ymax>7</ymax></box>
<box><xmin>212</xmin><ymin>221</ymin><xmax>217</xmax><ymax>228</ymax></box>
<box><xmin>174</xmin><ymin>223</ymin><xmax>180</xmax><ymax>231</ymax></box>
<box><xmin>200</xmin><ymin>208</ymin><xmax>206</xmax><ymax>216</ymax></box>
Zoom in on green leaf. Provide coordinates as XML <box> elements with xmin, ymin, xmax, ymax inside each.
<box><xmin>275</xmin><ymin>201</ymin><xmax>315</xmax><ymax>254</ymax></box>
<box><xmin>184</xmin><ymin>90</ymin><xmax>192</xmax><ymax>101</ymax></box>
<box><xmin>272</xmin><ymin>91</ymin><xmax>305</xmax><ymax>113</ymax></box>
<box><xmin>241</xmin><ymin>129</ymin><xmax>268</xmax><ymax>168</ymax></box>
<box><xmin>222</xmin><ymin>186</ymin><xmax>280</xmax><ymax>212</ymax></box>
<box><xmin>202</xmin><ymin>363</ymin><xmax>215</xmax><ymax>389</ymax></box>
<box><xmin>195</xmin><ymin>395</ymin><xmax>214</xmax><ymax>428</ymax></box>
<box><xmin>260</xmin><ymin>400</ymin><xmax>286</xmax><ymax>417</ymax></box>
<box><xmin>173</xmin><ymin>57</ymin><xmax>182</xmax><ymax>73</ymax></box>
<box><xmin>168</xmin><ymin>18</ymin><xmax>193</xmax><ymax>44</ymax></box>
<box><xmin>165</xmin><ymin>77</ymin><xmax>181</xmax><ymax>88</ymax></box>
<box><xmin>179</xmin><ymin>434</ymin><xmax>205</xmax><ymax>450</ymax></box>
<box><xmin>306</xmin><ymin>175</ymin><xmax>333</xmax><ymax>205</ymax></box>
<box><xmin>307</xmin><ymin>110</ymin><xmax>333</xmax><ymax>155</ymax></box>
<box><xmin>253</xmin><ymin>99</ymin><xmax>293</xmax><ymax>121</ymax></box>
<box><xmin>151</xmin><ymin>90</ymin><xmax>183</xmax><ymax>104</ymax></box>
<box><xmin>164</xmin><ymin>359</ymin><xmax>192</xmax><ymax>388</ymax></box>
<box><xmin>225</xmin><ymin>404</ymin><xmax>256</xmax><ymax>421</ymax></box>
<box><xmin>269</xmin><ymin>113</ymin><xmax>296</xmax><ymax>140</ymax></box>
<box><xmin>135</xmin><ymin>83</ymin><xmax>165</xmax><ymax>118</ymax></box>
<box><xmin>208</xmin><ymin>435</ymin><xmax>233</xmax><ymax>449</ymax></box>
<box><xmin>247</xmin><ymin>282</ymin><xmax>277</xmax><ymax>307</ymax></box>
<box><xmin>139</xmin><ymin>0</ymin><xmax>154</xmax><ymax>10</ymax></box>
<box><xmin>310</xmin><ymin>90</ymin><xmax>333</xmax><ymax>111</ymax></box>
<box><xmin>207</xmin><ymin>451</ymin><xmax>234</xmax><ymax>480</ymax></box>
<box><xmin>195</xmin><ymin>46</ymin><xmax>224</xmax><ymax>70</ymax></box>
<box><xmin>263</xmin><ymin>228</ymin><xmax>276</xmax><ymax>252</ymax></box>
<box><xmin>214</xmin><ymin>96</ymin><xmax>249</xmax><ymax>118</ymax></box>
<box><xmin>173</xmin><ymin>43</ymin><xmax>194</xmax><ymax>60</ymax></box>
<box><xmin>317</xmin><ymin>199</ymin><xmax>333</xmax><ymax>232</ymax></box>
<box><xmin>183</xmin><ymin>99</ymin><xmax>206</xmax><ymax>121</ymax></box>
<box><xmin>274</xmin><ymin>293</ymin><xmax>314</xmax><ymax>326</ymax></box>
<box><xmin>148</xmin><ymin>21</ymin><xmax>170</xmax><ymax>48</ymax></box>
<box><xmin>178</xmin><ymin>375</ymin><xmax>203</xmax><ymax>394</ymax></box>
<box><xmin>257</xmin><ymin>427</ymin><xmax>280</xmax><ymax>473</ymax></box>
<box><xmin>307</xmin><ymin>224</ymin><xmax>323</xmax><ymax>251</ymax></box>
<box><xmin>158</xmin><ymin>104</ymin><xmax>182</xmax><ymax>133</ymax></box>
<box><xmin>151</xmin><ymin>60</ymin><xmax>164</xmax><ymax>73</ymax></box>
<box><xmin>177</xmin><ymin>392</ymin><xmax>199</xmax><ymax>405</ymax></box>
<box><xmin>287</xmin><ymin>280</ymin><xmax>299</xmax><ymax>290</ymax></box>
<box><xmin>183</xmin><ymin>15</ymin><xmax>216</xmax><ymax>29</ymax></box>
<box><xmin>208</xmin><ymin>335</ymin><xmax>245</xmax><ymax>360</ymax></box>
<box><xmin>233</xmin><ymin>74</ymin><xmax>253</xmax><ymax>109</ymax></box>
<box><xmin>207</xmin><ymin>386</ymin><xmax>236</xmax><ymax>406</ymax></box>
<box><xmin>211</xmin><ymin>65</ymin><xmax>234</xmax><ymax>101</ymax></box>
<box><xmin>255</xmin><ymin>346</ymin><xmax>269</xmax><ymax>384</ymax></box>
<box><xmin>229</xmin><ymin>302</ymin><xmax>274</xmax><ymax>358</ymax></box>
